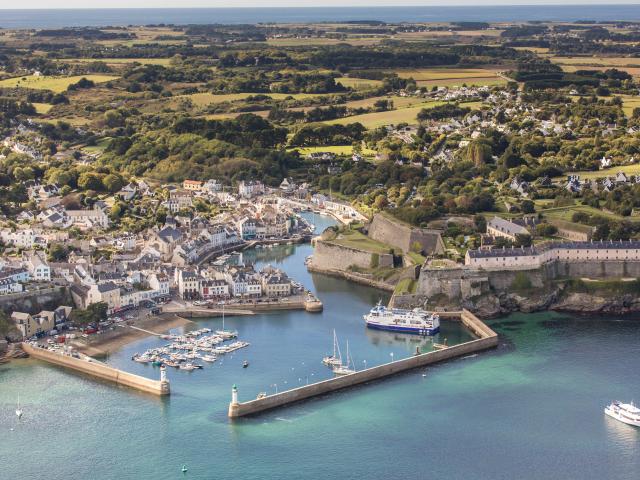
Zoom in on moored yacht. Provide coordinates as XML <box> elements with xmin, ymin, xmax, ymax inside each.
<box><xmin>605</xmin><ymin>401</ymin><xmax>640</xmax><ymax>427</ymax></box>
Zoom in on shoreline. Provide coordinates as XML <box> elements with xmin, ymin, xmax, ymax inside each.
<box><xmin>72</xmin><ymin>314</ymin><xmax>196</xmax><ymax>357</ymax></box>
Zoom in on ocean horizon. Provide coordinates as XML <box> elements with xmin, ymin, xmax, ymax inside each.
<box><xmin>1</xmin><ymin>5</ymin><xmax>640</xmax><ymax>28</ymax></box>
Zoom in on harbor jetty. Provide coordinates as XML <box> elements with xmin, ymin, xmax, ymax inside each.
<box><xmin>22</xmin><ymin>342</ymin><xmax>170</xmax><ymax>396</ymax></box>
<box><xmin>228</xmin><ymin>310</ymin><xmax>497</xmax><ymax>418</ymax></box>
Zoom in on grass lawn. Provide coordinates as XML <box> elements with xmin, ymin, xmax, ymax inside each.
<box><xmin>541</xmin><ymin>205</ymin><xmax>640</xmax><ymax>223</ymax></box>
<box><xmin>336</xmin><ymin>77</ymin><xmax>383</xmax><ymax>90</ymax></box>
<box><xmin>330</xmin><ymin>229</ymin><xmax>392</xmax><ymax>254</ymax></box>
<box><xmin>325</xmin><ymin>100</ymin><xmax>446</xmax><ymax>128</ymax></box>
<box><xmin>416</xmin><ymin>77</ymin><xmax>507</xmax><ymax>88</ymax></box>
<box><xmin>394</xmin><ymin>277</ymin><xmax>417</xmax><ymax>295</ymax></box>
<box><xmin>292</xmin><ymin>145</ymin><xmax>377</xmax><ymax>156</ymax></box>
<box><xmin>343</xmin><ymin>95</ymin><xmax>429</xmax><ymax>110</ymax></box>
<box><xmin>407</xmin><ymin>251</ymin><xmax>426</xmax><ymax>265</ymax></box>
<box><xmin>81</xmin><ymin>137</ymin><xmax>112</xmax><ymax>154</ymax></box>
<box><xmin>32</xmin><ymin>103</ymin><xmax>53</xmax><ymax>114</ymax></box>
<box><xmin>0</xmin><ymin>74</ymin><xmax>119</xmax><ymax>92</ymax></box>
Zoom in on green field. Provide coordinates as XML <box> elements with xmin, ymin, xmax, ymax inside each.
<box><xmin>394</xmin><ymin>277</ymin><xmax>417</xmax><ymax>295</ymax></box>
<box><xmin>324</xmin><ymin>99</ymin><xmax>483</xmax><ymax>129</ymax></box>
<box><xmin>168</xmin><ymin>91</ymin><xmax>330</xmax><ymax>108</ymax></box>
<box><xmin>325</xmin><ymin>101</ymin><xmax>446</xmax><ymax>128</ymax></box>
<box><xmin>0</xmin><ymin>74</ymin><xmax>119</xmax><ymax>92</ymax></box>
<box><xmin>541</xmin><ymin>204</ymin><xmax>640</xmax><ymax>223</ymax></box>
<box><xmin>292</xmin><ymin>145</ymin><xmax>377</xmax><ymax>156</ymax></box>
<box><xmin>330</xmin><ymin>229</ymin><xmax>393</xmax><ymax>254</ymax></box>
<box><xmin>336</xmin><ymin>77</ymin><xmax>383</xmax><ymax>90</ymax></box>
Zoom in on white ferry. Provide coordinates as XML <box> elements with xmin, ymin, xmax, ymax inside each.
<box><xmin>363</xmin><ymin>302</ymin><xmax>440</xmax><ymax>336</ymax></box>
<box><xmin>604</xmin><ymin>401</ymin><xmax>640</xmax><ymax>427</ymax></box>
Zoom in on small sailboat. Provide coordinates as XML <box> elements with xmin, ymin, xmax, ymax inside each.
<box><xmin>322</xmin><ymin>329</ymin><xmax>343</xmax><ymax>367</ymax></box>
<box><xmin>15</xmin><ymin>395</ymin><xmax>23</xmax><ymax>420</ymax></box>
<box><xmin>181</xmin><ymin>465</ymin><xmax>188</xmax><ymax>473</ymax></box>
<box><xmin>332</xmin><ymin>341</ymin><xmax>355</xmax><ymax>376</ymax></box>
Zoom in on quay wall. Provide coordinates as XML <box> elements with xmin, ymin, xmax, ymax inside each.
<box><xmin>229</xmin><ymin>310</ymin><xmax>497</xmax><ymax>418</ymax></box>
<box><xmin>22</xmin><ymin>343</ymin><xmax>170</xmax><ymax>396</ymax></box>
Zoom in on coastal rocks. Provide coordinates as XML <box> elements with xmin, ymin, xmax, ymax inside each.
<box><xmin>551</xmin><ymin>292</ymin><xmax>640</xmax><ymax>314</ymax></box>
<box><xmin>461</xmin><ymin>289</ymin><xmax>640</xmax><ymax>318</ymax></box>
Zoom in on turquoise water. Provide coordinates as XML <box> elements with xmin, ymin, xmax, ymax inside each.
<box><xmin>1</xmin><ymin>213</ymin><xmax>639</xmax><ymax>479</ymax></box>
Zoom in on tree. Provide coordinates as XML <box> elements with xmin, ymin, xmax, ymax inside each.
<box><xmin>72</xmin><ymin>302</ymin><xmax>108</xmax><ymax>327</ymax></box>
<box><xmin>514</xmin><ymin>233</ymin><xmax>533</xmax><ymax>247</ymax></box>
<box><xmin>102</xmin><ymin>174</ymin><xmax>124</xmax><ymax>193</ymax></box>
<box><xmin>48</xmin><ymin>243</ymin><xmax>69</xmax><ymax>261</ymax></box>
<box><xmin>0</xmin><ymin>310</ymin><xmax>18</xmax><ymax>338</ymax></box>
<box><xmin>521</xmin><ymin>200</ymin><xmax>535</xmax><ymax>214</ymax></box>
<box><xmin>373</xmin><ymin>194</ymin><xmax>388</xmax><ymax>210</ymax></box>
<box><xmin>78</xmin><ymin>172</ymin><xmax>103</xmax><ymax>191</ymax></box>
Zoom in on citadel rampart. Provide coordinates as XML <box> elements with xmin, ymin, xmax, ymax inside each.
<box><xmin>367</xmin><ymin>213</ymin><xmax>444</xmax><ymax>255</ymax></box>
<box><xmin>309</xmin><ymin>240</ymin><xmax>394</xmax><ymax>271</ymax></box>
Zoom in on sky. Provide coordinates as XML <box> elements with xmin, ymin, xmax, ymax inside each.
<box><xmin>4</xmin><ymin>0</ymin><xmax>640</xmax><ymax>9</ymax></box>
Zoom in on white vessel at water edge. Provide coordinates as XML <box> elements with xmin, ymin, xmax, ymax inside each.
<box><xmin>363</xmin><ymin>302</ymin><xmax>440</xmax><ymax>336</ymax></box>
<box><xmin>322</xmin><ymin>329</ymin><xmax>343</xmax><ymax>367</ymax></box>
<box><xmin>605</xmin><ymin>401</ymin><xmax>640</xmax><ymax>427</ymax></box>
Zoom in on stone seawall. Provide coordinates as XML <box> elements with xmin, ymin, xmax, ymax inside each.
<box><xmin>22</xmin><ymin>343</ymin><xmax>170</xmax><ymax>396</ymax></box>
<box><xmin>309</xmin><ymin>240</ymin><xmax>393</xmax><ymax>271</ymax></box>
<box><xmin>307</xmin><ymin>264</ymin><xmax>395</xmax><ymax>292</ymax></box>
<box><xmin>228</xmin><ymin>310</ymin><xmax>497</xmax><ymax>418</ymax></box>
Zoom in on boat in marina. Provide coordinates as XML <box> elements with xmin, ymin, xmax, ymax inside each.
<box><xmin>332</xmin><ymin>341</ymin><xmax>355</xmax><ymax>376</ymax></box>
<box><xmin>363</xmin><ymin>301</ymin><xmax>440</xmax><ymax>336</ymax></box>
<box><xmin>322</xmin><ymin>329</ymin><xmax>343</xmax><ymax>367</ymax></box>
<box><xmin>604</xmin><ymin>401</ymin><xmax>640</xmax><ymax>427</ymax></box>
<box><xmin>201</xmin><ymin>355</ymin><xmax>217</xmax><ymax>363</ymax></box>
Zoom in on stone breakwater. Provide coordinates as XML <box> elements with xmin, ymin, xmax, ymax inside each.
<box><xmin>228</xmin><ymin>310</ymin><xmax>497</xmax><ymax>418</ymax></box>
<box><xmin>22</xmin><ymin>342</ymin><xmax>170</xmax><ymax>396</ymax></box>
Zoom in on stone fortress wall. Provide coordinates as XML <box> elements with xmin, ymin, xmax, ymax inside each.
<box><xmin>367</xmin><ymin>213</ymin><xmax>444</xmax><ymax>255</ymax></box>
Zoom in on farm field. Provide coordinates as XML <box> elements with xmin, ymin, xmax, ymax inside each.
<box><xmin>549</xmin><ymin>56</ymin><xmax>640</xmax><ymax>67</ymax></box>
<box><xmin>343</xmin><ymin>94</ymin><xmax>428</xmax><ymax>110</ymax></box>
<box><xmin>167</xmin><ymin>91</ymin><xmax>331</xmax><ymax>108</ymax></box>
<box><xmin>66</xmin><ymin>58</ymin><xmax>174</xmax><ymax>66</ymax></box>
<box><xmin>266</xmin><ymin>36</ymin><xmax>384</xmax><ymax>46</ymax></box>
<box><xmin>336</xmin><ymin>77</ymin><xmax>383</xmax><ymax>90</ymax></box>
<box><xmin>32</xmin><ymin>103</ymin><xmax>53</xmax><ymax>114</ymax></box>
<box><xmin>394</xmin><ymin>68</ymin><xmax>502</xmax><ymax>81</ymax></box>
<box><xmin>292</xmin><ymin>145</ymin><xmax>377</xmax><ymax>156</ymax></box>
<box><xmin>324</xmin><ymin>101</ymin><xmax>446</xmax><ymax>128</ymax></box>
<box><xmin>415</xmin><ymin>77</ymin><xmax>507</xmax><ymax>88</ymax></box>
<box><xmin>0</xmin><ymin>74</ymin><xmax>118</xmax><ymax>92</ymax></box>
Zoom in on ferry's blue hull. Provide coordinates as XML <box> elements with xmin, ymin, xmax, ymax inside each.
<box><xmin>366</xmin><ymin>322</ymin><xmax>439</xmax><ymax>336</ymax></box>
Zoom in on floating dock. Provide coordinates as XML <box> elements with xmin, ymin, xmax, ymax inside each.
<box><xmin>22</xmin><ymin>342</ymin><xmax>170</xmax><ymax>396</ymax></box>
<box><xmin>228</xmin><ymin>309</ymin><xmax>497</xmax><ymax>418</ymax></box>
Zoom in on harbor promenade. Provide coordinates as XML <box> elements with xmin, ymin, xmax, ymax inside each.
<box><xmin>228</xmin><ymin>310</ymin><xmax>497</xmax><ymax>417</ymax></box>
<box><xmin>22</xmin><ymin>342</ymin><xmax>170</xmax><ymax>396</ymax></box>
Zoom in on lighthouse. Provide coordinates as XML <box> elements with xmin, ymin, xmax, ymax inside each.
<box><xmin>159</xmin><ymin>365</ymin><xmax>170</xmax><ymax>395</ymax></box>
<box><xmin>231</xmin><ymin>384</ymin><xmax>238</xmax><ymax>404</ymax></box>
<box><xmin>228</xmin><ymin>384</ymin><xmax>239</xmax><ymax>417</ymax></box>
